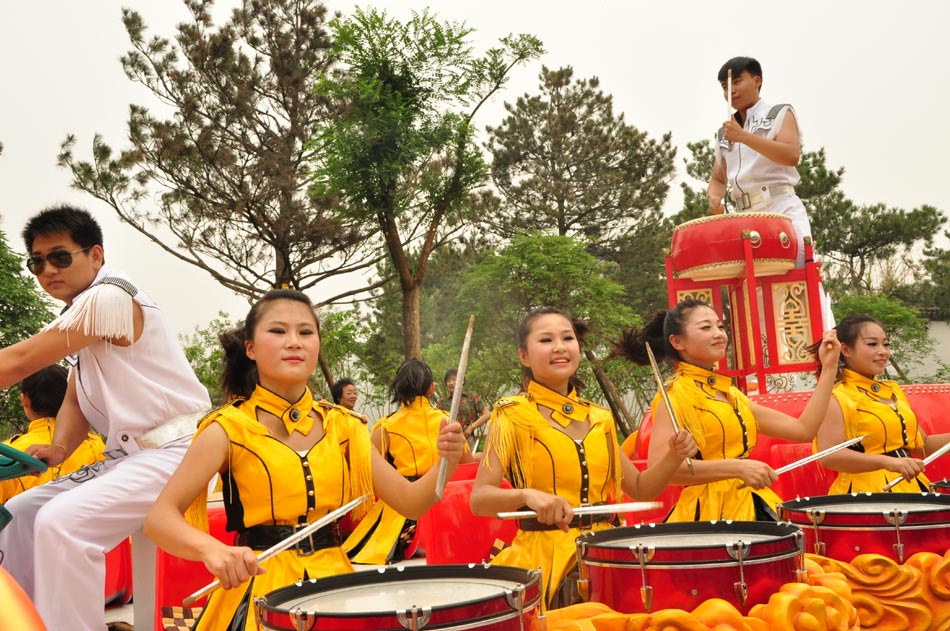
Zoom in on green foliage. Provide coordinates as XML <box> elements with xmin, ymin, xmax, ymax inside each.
<box><xmin>312</xmin><ymin>7</ymin><xmax>543</xmax><ymax>358</ymax></box>
<box><xmin>313</xmin><ymin>308</ymin><xmax>373</xmax><ymax>400</ymax></box>
<box><xmin>832</xmin><ymin>294</ymin><xmax>948</xmax><ymax>382</ymax></box>
<box><xmin>481</xmin><ymin>65</ymin><xmax>676</xmax><ymax>324</ymax></box>
<box><xmin>882</xmin><ymin>232</ymin><xmax>950</xmax><ymax>319</ymax></box>
<box><xmin>359</xmin><ymin>236</ymin><xmax>496</xmax><ymax>403</ymax></box>
<box><xmin>445</xmin><ymin>234</ymin><xmax>638</xmax><ymax>403</ymax></box>
<box><xmin>59</xmin><ymin>0</ymin><xmax>377</xmax><ymax>302</ymax></box>
<box><xmin>0</xmin><ymin>226</ymin><xmax>56</xmax><ymax>435</ymax></box>
<box><xmin>483</xmin><ymin>66</ymin><xmax>675</xmax><ymax>241</ymax></box>
<box><xmin>179</xmin><ymin>311</ymin><xmax>234</xmax><ymax>406</ymax></box>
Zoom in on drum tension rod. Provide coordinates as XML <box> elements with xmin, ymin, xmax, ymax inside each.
<box><xmin>575</xmin><ymin>542</ymin><xmax>590</xmax><ymax>602</ymax></box>
<box><xmin>289</xmin><ymin>607</ymin><xmax>315</xmax><ymax>631</ymax></box>
<box><xmin>806</xmin><ymin>509</ymin><xmax>827</xmax><ymax>556</ymax></box>
<box><xmin>728</xmin><ymin>540</ymin><xmax>750</xmax><ymax>608</ymax></box>
<box><xmin>396</xmin><ymin>605</ymin><xmax>432</xmax><ymax>631</ymax></box>
<box><xmin>793</xmin><ymin>530</ymin><xmax>808</xmax><ymax>583</ymax></box>
<box><xmin>886</xmin><ymin>509</ymin><xmax>909</xmax><ymax>563</ymax></box>
<box><xmin>631</xmin><ymin>543</ymin><xmax>655</xmax><ymax>612</ymax></box>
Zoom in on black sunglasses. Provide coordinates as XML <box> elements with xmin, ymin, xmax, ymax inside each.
<box><xmin>25</xmin><ymin>247</ymin><xmax>91</xmax><ymax>275</ymax></box>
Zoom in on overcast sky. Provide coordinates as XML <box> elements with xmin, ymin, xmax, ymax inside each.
<box><xmin>2</xmin><ymin>1</ymin><xmax>948</xmax><ymax>337</ymax></box>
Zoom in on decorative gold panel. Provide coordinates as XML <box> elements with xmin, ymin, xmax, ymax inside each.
<box><xmin>675</xmin><ymin>288</ymin><xmax>714</xmax><ymax>304</ymax></box>
<box><xmin>772</xmin><ymin>281</ymin><xmax>814</xmax><ymax>364</ymax></box>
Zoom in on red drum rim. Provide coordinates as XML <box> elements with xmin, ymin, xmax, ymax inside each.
<box><xmin>577</xmin><ymin>521</ymin><xmax>802</xmax><ymax>569</ymax></box>
<box><xmin>255</xmin><ymin>564</ymin><xmax>541</xmax><ymax>631</ymax></box>
<box><xmin>672</xmin><ymin>211</ymin><xmax>793</xmax><ymax>232</ymax></box>
<box><xmin>778</xmin><ymin>492</ymin><xmax>950</xmax><ymax>527</ymax></box>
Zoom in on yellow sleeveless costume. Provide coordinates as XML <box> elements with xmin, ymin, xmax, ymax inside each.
<box><xmin>344</xmin><ymin>396</ymin><xmax>456</xmax><ymax>564</ymax></box>
<box><xmin>0</xmin><ymin>418</ymin><xmax>104</xmax><ymax>503</ymax></box>
<box><xmin>193</xmin><ymin>386</ymin><xmax>373</xmax><ymax>631</ymax></box>
<box><xmin>653</xmin><ymin>363</ymin><xmax>782</xmax><ymax>522</ymax></box>
<box><xmin>485</xmin><ymin>381</ymin><xmax>623</xmax><ymax>609</ymax></box>
<box><xmin>826</xmin><ymin>369</ymin><xmax>928</xmax><ymax>494</ymax></box>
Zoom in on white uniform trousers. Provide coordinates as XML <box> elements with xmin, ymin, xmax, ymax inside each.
<box><xmin>743</xmin><ymin>193</ymin><xmax>835</xmax><ymax>329</ymax></box>
<box><xmin>0</xmin><ymin>439</ymin><xmax>188</xmax><ymax>631</ymax></box>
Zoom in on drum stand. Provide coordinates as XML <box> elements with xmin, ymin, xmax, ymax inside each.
<box><xmin>667</xmin><ymin>236</ymin><xmax>825</xmax><ymax>395</ymax></box>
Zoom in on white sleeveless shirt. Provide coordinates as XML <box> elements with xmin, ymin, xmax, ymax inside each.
<box><xmin>52</xmin><ymin>266</ymin><xmax>210</xmax><ymax>451</ymax></box>
<box><xmin>719</xmin><ymin>98</ymin><xmax>800</xmax><ymax>201</ymax></box>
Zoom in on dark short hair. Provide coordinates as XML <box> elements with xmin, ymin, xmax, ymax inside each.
<box><xmin>21</xmin><ymin>365</ymin><xmax>69</xmax><ymax>418</ymax></box>
<box><xmin>718</xmin><ymin>57</ymin><xmax>762</xmax><ymax>84</ymax></box>
<box><xmin>22</xmin><ymin>205</ymin><xmax>104</xmax><ymax>253</ymax></box>
<box><xmin>389</xmin><ymin>358</ymin><xmax>434</xmax><ymax>406</ymax></box>
<box><xmin>443</xmin><ymin>368</ymin><xmax>458</xmax><ymax>383</ymax></box>
<box><xmin>330</xmin><ymin>378</ymin><xmax>355</xmax><ymax>404</ymax></box>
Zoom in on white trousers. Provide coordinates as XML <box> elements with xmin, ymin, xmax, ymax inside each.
<box><xmin>0</xmin><ymin>440</ymin><xmax>188</xmax><ymax>631</ymax></box>
<box><xmin>742</xmin><ymin>194</ymin><xmax>835</xmax><ymax>329</ymax></box>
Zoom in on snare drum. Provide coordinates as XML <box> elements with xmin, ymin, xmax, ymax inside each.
<box><xmin>255</xmin><ymin>564</ymin><xmax>542</xmax><ymax>631</ymax></box>
<box><xmin>670</xmin><ymin>212</ymin><xmax>798</xmax><ymax>280</ymax></box>
<box><xmin>576</xmin><ymin>521</ymin><xmax>803</xmax><ymax>613</ymax></box>
<box><xmin>778</xmin><ymin>493</ymin><xmax>950</xmax><ymax>563</ymax></box>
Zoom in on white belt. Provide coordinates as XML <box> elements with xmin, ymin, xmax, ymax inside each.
<box><xmin>138</xmin><ymin>410</ymin><xmax>209</xmax><ymax>448</ymax></box>
<box><xmin>102</xmin><ymin>410</ymin><xmax>209</xmax><ymax>459</ymax></box>
<box><xmin>735</xmin><ymin>184</ymin><xmax>795</xmax><ymax>211</ymax></box>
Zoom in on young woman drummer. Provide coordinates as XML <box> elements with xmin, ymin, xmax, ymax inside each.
<box><xmin>344</xmin><ymin>358</ymin><xmax>476</xmax><ymax>564</ymax></box>
<box><xmin>469</xmin><ymin>307</ymin><xmax>697</xmax><ymax>609</ymax></box>
<box><xmin>144</xmin><ymin>289</ymin><xmax>466</xmax><ymax>631</ymax></box>
<box><xmin>815</xmin><ymin>314</ymin><xmax>950</xmax><ymax>493</ymax></box>
<box><xmin>614</xmin><ymin>297</ymin><xmax>840</xmax><ymax>522</ymax></box>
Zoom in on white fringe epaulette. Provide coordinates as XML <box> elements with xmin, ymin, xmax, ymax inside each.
<box><xmin>44</xmin><ymin>281</ymin><xmax>135</xmax><ymax>344</ymax></box>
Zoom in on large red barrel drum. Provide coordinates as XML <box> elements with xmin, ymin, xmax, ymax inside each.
<box><xmin>670</xmin><ymin>212</ymin><xmax>798</xmax><ymax>280</ymax></box>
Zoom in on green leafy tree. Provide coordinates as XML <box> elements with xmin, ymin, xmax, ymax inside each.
<box><xmin>893</xmin><ymin>236</ymin><xmax>950</xmax><ymax>319</ymax></box>
<box><xmin>312</xmin><ymin>7</ymin><xmax>543</xmax><ymax>359</ymax></box>
<box><xmin>58</xmin><ymin>0</ymin><xmax>381</xmax><ymax>305</ymax></box>
<box><xmin>360</xmin><ymin>235</ymin><xmax>496</xmax><ymax>392</ymax></box>
<box><xmin>482</xmin><ymin>66</ymin><xmax>676</xmax><ymax>317</ymax></box>
<box><xmin>179</xmin><ymin>311</ymin><xmax>233</xmax><ymax>406</ymax></box>
<box><xmin>0</xmin><ymin>226</ymin><xmax>56</xmax><ymax>435</ymax></box>
<box><xmin>484</xmin><ymin>65</ymin><xmax>675</xmax><ymax>241</ymax></box>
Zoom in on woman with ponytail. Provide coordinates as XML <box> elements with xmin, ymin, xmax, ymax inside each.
<box><xmin>815</xmin><ymin>314</ymin><xmax>950</xmax><ymax>493</ymax></box>
<box><xmin>144</xmin><ymin>290</ymin><xmax>466</xmax><ymax>631</ymax></box>
<box><xmin>470</xmin><ymin>308</ymin><xmax>696</xmax><ymax>609</ymax></box>
<box><xmin>344</xmin><ymin>358</ymin><xmax>475</xmax><ymax>564</ymax></box>
<box><xmin>614</xmin><ymin>298</ymin><xmax>840</xmax><ymax>522</ymax></box>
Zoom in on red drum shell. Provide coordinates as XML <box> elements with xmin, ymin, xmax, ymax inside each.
<box><xmin>930</xmin><ymin>480</ymin><xmax>950</xmax><ymax>494</ymax></box>
<box><xmin>255</xmin><ymin>564</ymin><xmax>542</xmax><ymax>631</ymax></box>
<box><xmin>670</xmin><ymin>212</ymin><xmax>798</xmax><ymax>280</ymax></box>
<box><xmin>577</xmin><ymin>521</ymin><xmax>803</xmax><ymax>613</ymax></box>
<box><xmin>778</xmin><ymin>493</ymin><xmax>950</xmax><ymax>562</ymax></box>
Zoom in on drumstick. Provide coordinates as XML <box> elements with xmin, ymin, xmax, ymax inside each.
<box><xmin>774</xmin><ymin>435</ymin><xmax>867</xmax><ymax>475</ymax></box>
<box><xmin>182</xmin><ymin>494</ymin><xmax>370</xmax><ymax>606</ymax></box>
<box><xmin>736</xmin><ymin>436</ymin><xmax>866</xmax><ymax>489</ymax></box>
<box><xmin>727</xmin><ymin>68</ymin><xmax>733</xmax><ymax>119</ymax></box>
<box><xmin>645</xmin><ymin>342</ymin><xmax>695</xmax><ymax>475</ymax></box>
<box><xmin>882</xmin><ymin>440</ymin><xmax>950</xmax><ymax>491</ymax></box>
<box><xmin>497</xmin><ymin>501</ymin><xmax>662</xmax><ymax>520</ymax></box>
<box><xmin>435</xmin><ymin>315</ymin><xmax>476</xmax><ymax>499</ymax></box>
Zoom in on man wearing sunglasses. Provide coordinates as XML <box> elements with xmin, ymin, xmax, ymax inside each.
<box><xmin>0</xmin><ymin>205</ymin><xmax>210</xmax><ymax>631</ymax></box>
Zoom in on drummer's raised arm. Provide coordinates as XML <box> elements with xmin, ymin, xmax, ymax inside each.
<box><xmin>708</xmin><ymin>158</ymin><xmax>727</xmax><ymax>214</ymax></box>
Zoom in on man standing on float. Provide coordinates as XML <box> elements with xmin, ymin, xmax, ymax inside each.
<box><xmin>707</xmin><ymin>56</ymin><xmax>833</xmax><ymax>329</ymax></box>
